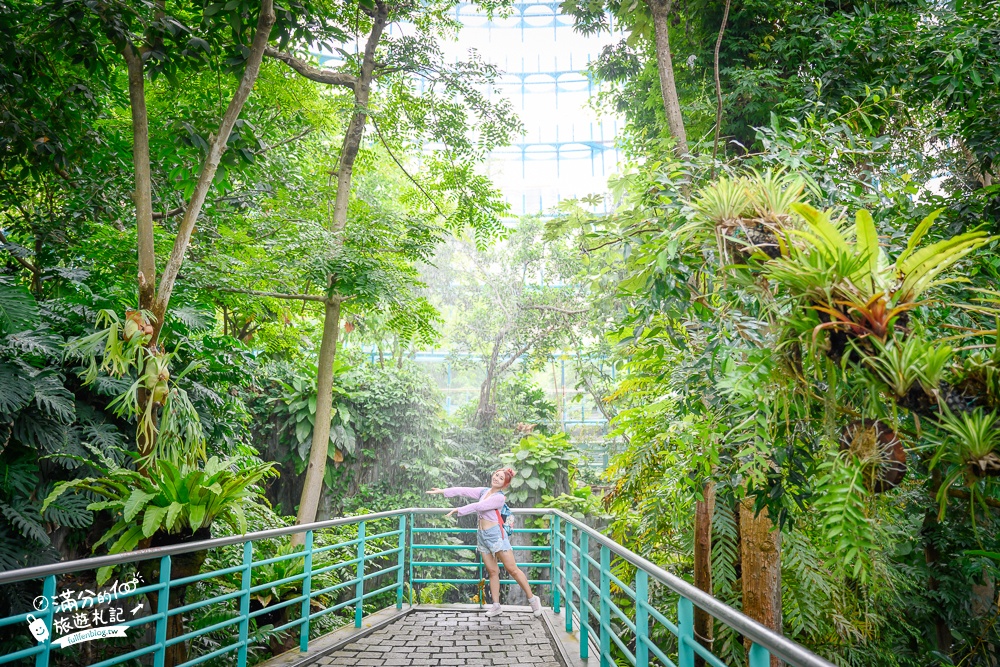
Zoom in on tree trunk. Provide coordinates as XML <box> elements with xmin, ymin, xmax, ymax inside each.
<box><xmin>923</xmin><ymin>469</ymin><xmax>952</xmax><ymax>655</ymax></box>
<box><xmin>711</xmin><ymin>0</ymin><xmax>732</xmax><ymax>174</ymax></box>
<box><xmin>647</xmin><ymin>0</ymin><xmax>688</xmax><ymax>156</ymax></box>
<box><xmin>292</xmin><ymin>4</ymin><xmax>389</xmax><ymax>534</ymax></box>
<box><xmin>151</xmin><ymin>0</ymin><xmax>276</xmax><ymax>340</ymax></box>
<box><xmin>330</xmin><ymin>1</ymin><xmax>389</xmax><ymax>233</ymax></box>
<box><xmin>739</xmin><ymin>496</ymin><xmax>782</xmax><ymax>667</ymax></box>
<box><xmin>475</xmin><ymin>330</ymin><xmax>504</xmax><ymax>427</ymax></box>
<box><xmin>122</xmin><ymin>45</ymin><xmax>156</xmax><ymax>314</ymax></box>
<box><xmin>137</xmin><ymin>528</ymin><xmax>211</xmax><ymax>667</ymax></box>
<box><xmin>693</xmin><ymin>482</ymin><xmax>716</xmax><ymax>665</ymax></box>
<box><xmin>293</xmin><ymin>298</ymin><xmax>342</xmax><ymax>542</ymax></box>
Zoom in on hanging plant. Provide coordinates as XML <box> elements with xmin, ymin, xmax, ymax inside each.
<box><xmin>67</xmin><ymin>309</ymin><xmax>206</xmax><ymax>468</ymax></box>
<box><xmin>931</xmin><ymin>407</ymin><xmax>1000</xmax><ymax>479</ymax></box>
<box><xmin>688</xmin><ymin>170</ymin><xmax>804</xmax><ymax>262</ymax></box>
<box><xmin>839</xmin><ymin>419</ymin><xmax>907</xmax><ymax>493</ymax></box>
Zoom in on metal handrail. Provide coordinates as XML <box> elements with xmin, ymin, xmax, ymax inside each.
<box><xmin>0</xmin><ymin>507</ymin><xmax>549</xmax><ymax>586</ymax></box>
<box><xmin>0</xmin><ymin>508</ymin><xmax>406</xmax><ymax>586</ymax></box>
<box><xmin>0</xmin><ymin>507</ymin><xmax>836</xmax><ymax>667</ymax></box>
<box><xmin>546</xmin><ymin>509</ymin><xmax>836</xmax><ymax>667</ymax></box>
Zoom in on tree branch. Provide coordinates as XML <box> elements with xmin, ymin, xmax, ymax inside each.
<box><xmin>370</xmin><ymin>114</ymin><xmax>446</xmax><ymax>217</ymax></box>
<box><xmin>152</xmin><ymin>206</ymin><xmax>185</xmax><ymax>221</ymax></box>
<box><xmin>254</xmin><ymin>127</ymin><xmax>314</xmax><ymax>155</ymax></box>
<box><xmin>0</xmin><ymin>228</ymin><xmax>39</xmax><ymax>275</ymax></box>
<box><xmin>525</xmin><ymin>305</ymin><xmax>588</xmax><ymax>316</ymax></box>
<box><xmin>710</xmin><ymin>0</ymin><xmax>732</xmax><ymax>178</ymax></box>
<box><xmin>583</xmin><ymin>226</ymin><xmax>660</xmax><ymax>253</ymax></box>
<box><xmin>152</xmin><ymin>0</ymin><xmax>276</xmax><ymax>336</ymax></box>
<box><xmin>265</xmin><ymin>47</ymin><xmax>358</xmax><ymax>90</ymax></box>
<box><xmin>948</xmin><ymin>488</ymin><xmax>1000</xmax><ymax>510</ymax></box>
<box><xmin>495</xmin><ymin>323</ymin><xmax>561</xmax><ymax>376</ymax></box>
<box><xmin>123</xmin><ymin>42</ymin><xmax>156</xmax><ymax>312</ymax></box>
<box><xmin>212</xmin><ymin>287</ymin><xmax>328</xmax><ymax>303</ymax></box>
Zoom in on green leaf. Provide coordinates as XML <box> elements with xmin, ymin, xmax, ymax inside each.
<box><xmin>854</xmin><ymin>209</ymin><xmax>879</xmax><ymax>292</ymax></box>
<box><xmin>1</xmin><ymin>501</ymin><xmax>49</xmax><ymax>543</ymax></box>
<box><xmin>106</xmin><ymin>524</ymin><xmax>143</xmax><ymax>556</ymax></box>
<box><xmin>142</xmin><ymin>505</ymin><xmax>169</xmax><ymax>538</ymax></box>
<box><xmin>165</xmin><ymin>501</ymin><xmax>185</xmax><ymax>531</ymax></box>
<box><xmin>32</xmin><ymin>373</ymin><xmax>76</xmax><ymax>423</ymax></box>
<box><xmin>0</xmin><ymin>278</ymin><xmax>38</xmax><ymax>334</ymax></box>
<box><xmin>43</xmin><ymin>492</ymin><xmax>94</xmax><ymax>528</ymax></box>
<box><xmin>96</xmin><ymin>566</ymin><xmax>115</xmax><ymax>586</ymax></box>
<box><xmin>229</xmin><ymin>502</ymin><xmax>247</xmax><ymax>534</ymax></box>
<box><xmin>0</xmin><ymin>362</ymin><xmax>34</xmax><ymax>415</ymax></box>
<box><xmin>188</xmin><ymin>503</ymin><xmax>207</xmax><ymax>531</ymax></box>
<box><xmin>295</xmin><ymin>419</ymin><xmax>312</xmax><ymax>444</ymax></box>
<box><xmin>124</xmin><ymin>490</ymin><xmax>158</xmax><ymax>523</ymax></box>
<box><xmin>896</xmin><ymin>208</ymin><xmax>944</xmax><ymax>267</ymax></box>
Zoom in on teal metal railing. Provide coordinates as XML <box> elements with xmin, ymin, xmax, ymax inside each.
<box><xmin>0</xmin><ymin>508</ymin><xmax>834</xmax><ymax>667</ymax></box>
<box><xmin>547</xmin><ymin>511</ymin><xmax>835</xmax><ymax>667</ymax></box>
<box><xmin>0</xmin><ymin>510</ymin><xmax>410</xmax><ymax>667</ymax></box>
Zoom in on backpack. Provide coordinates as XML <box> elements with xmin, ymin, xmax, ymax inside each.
<box><xmin>479</xmin><ymin>488</ymin><xmax>515</xmax><ymax>537</ymax></box>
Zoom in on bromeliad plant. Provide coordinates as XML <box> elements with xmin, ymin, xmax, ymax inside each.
<box><xmin>862</xmin><ymin>334</ymin><xmax>955</xmax><ymax>417</ymax></box>
<box><xmin>688</xmin><ymin>169</ymin><xmax>806</xmax><ymax>261</ymax></box>
<box><xmin>769</xmin><ymin>205</ymin><xmax>993</xmax><ymax>349</ymax></box>
<box><xmin>929</xmin><ymin>407</ymin><xmax>1000</xmax><ymax>523</ymax></box>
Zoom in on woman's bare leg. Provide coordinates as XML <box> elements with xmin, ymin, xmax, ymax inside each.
<box><xmin>482</xmin><ymin>550</ymin><xmax>501</xmax><ymax>604</ymax></box>
<box><xmin>496</xmin><ymin>549</ymin><xmax>533</xmax><ymax>599</ymax></box>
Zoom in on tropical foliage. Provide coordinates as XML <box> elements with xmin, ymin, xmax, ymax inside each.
<box><xmin>4</xmin><ymin>0</ymin><xmax>1000</xmax><ymax>664</ymax></box>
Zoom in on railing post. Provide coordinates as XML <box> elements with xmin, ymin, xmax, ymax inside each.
<box><xmin>564</xmin><ymin>520</ymin><xmax>573</xmax><ymax>633</ymax></box>
<box><xmin>396</xmin><ymin>515</ymin><xmax>406</xmax><ymax>610</ymax></box>
<box><xmin>552</xmin><ymin>514</ymin><xmax>561</xmax><ymax>614</ymax></box>
<box><xmin>300</xmin><ymin>530</ymin><xmax>313</xmax><ymax>652</ymax></box>
<box><xmin>408</xmin><ymin>513</ymin><xmax>415</xmax><ymax>606</ymax></box>
<box><xmin>635</xmin><ymin>570</ymin><xmax>649</xmax><ymax>667</ymax></box>
<box><xmin>579</xmin><ymin>532</ymin><xmax>589</xmax><ymax>660</ymax></box>
<box><xmin>152</xmin><ymin>556</ymin><xmax>171</xmax><ymax>667</ymax></box>
<box><xmin>599</xmin><ymin>545</ymin><xmax>611</xmax><ymax>667</ymax></box>
<box><xmin>749</xmin><ymin>643</ymin><xmax>771</xmax><ymax>667</ymax></box>
<box><xmin>34</xmin><ymin>574</ymin><xmax>55</xmax><ymax>667</ymax></box>
<box><xmin>237</xmin><ymin>541</ymin><xmax>253</xmax><ymax>667</ymax></box>
<box><xmin>355</xmin><ymin>521</ymin><xmax>366</xmax><ymax>628</ymax></box>
<box><xmin>678</xmin><ymin>596</ymin><xmax>694</xmax><ymax>667</ymax></box>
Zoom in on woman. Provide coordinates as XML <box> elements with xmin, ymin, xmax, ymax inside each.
<box><xmin>428</xmin><ymin>468</ymin><xmax>543</xmax><ymax>618</ymax></box>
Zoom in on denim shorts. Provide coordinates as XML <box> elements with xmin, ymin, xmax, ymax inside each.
<box><xmin>477</xmin><ymin>525</ymin><xmax>512</xmax><ymax>556</ymax></box>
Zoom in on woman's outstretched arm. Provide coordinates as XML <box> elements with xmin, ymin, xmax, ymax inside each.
<box><xmin>452</xmin><ymin>491</ymin><xmax>505</xmax><ymax>516</ymax></box>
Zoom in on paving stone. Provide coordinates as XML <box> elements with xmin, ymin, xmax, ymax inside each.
<box><xmin>311</xmin><ymin>609</ymin><xmax>562</xmax><ymax>666</ymax></box>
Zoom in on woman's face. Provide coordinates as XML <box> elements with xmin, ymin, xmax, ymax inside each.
<box><xmin>491</xmin><ymin>469</ymin><xmax>506</xmax><ymax>488</ymax></box>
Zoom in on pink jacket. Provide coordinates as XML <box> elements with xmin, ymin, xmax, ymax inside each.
<box><xmin>442</xmin><ymin>487</ymin><xmax>506</xmax><ymax>522</ymax></box>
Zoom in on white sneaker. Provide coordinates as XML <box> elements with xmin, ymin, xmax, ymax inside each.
<box><xmin>529</xmin><ymin>596</ymin><xmax>542</xmax><ymax>617</ymax></box>
<box><xmin>485</xmin><ymin>603</ymin><xmax>503</xmax><ymax>618</ymax></box>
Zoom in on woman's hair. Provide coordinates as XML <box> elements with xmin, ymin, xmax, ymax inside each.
<box><xmin>498</xmin><ymin>467</ymin><xmax>515</xmax><ymax>489</ymax></box>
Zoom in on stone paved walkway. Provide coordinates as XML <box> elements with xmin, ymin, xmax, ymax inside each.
<box><xmin>315</xmin><ymin>608</ymin><xmax>564</xmax><ymax>666</ymax></box>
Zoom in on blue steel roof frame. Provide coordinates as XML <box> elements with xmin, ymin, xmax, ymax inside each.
<box><xmin>311</xmin><ymin>0</ymin><xmax>622</xmax><ymax>215</ymax></box>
